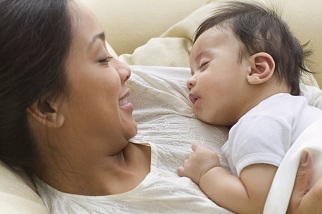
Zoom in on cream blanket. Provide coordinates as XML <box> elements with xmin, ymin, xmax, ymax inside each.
<box><xmin>264</xmin><ymin>117</ymin><xmax>322</xmax><ymax>213</ymax></box>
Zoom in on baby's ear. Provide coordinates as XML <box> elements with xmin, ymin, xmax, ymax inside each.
<box><xmin>247</xmin><ymin>52</ymin><xmax>275</xmax><ymax>85</ymax></box>
<box><xmin>27</xmin><ymin>96</ymin><xmax>65</xmax><ymax>128</ymax></box>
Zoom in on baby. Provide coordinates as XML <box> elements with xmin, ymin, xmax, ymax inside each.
<box><xmin>177</xmin><ymin>1</ymin><xmax>322</xmax><ymax>213</ymax></box>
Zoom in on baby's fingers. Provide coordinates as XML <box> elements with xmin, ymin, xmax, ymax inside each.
<box><xmin>177</xmin><ymin>158</ymin><xmax>191</xmax><ymax>176</ymax></box>
<box><xmin>191</xmin><ymin>143</ymin><xmax>207</xmax><ymax>151</ymax></box>
<box><xmin>177</xmin><ymin>166</ymin><xmax>185</xmax><ymax>177</ymax></box>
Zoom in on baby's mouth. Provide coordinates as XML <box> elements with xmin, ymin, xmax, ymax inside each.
<box><xmin>189</xmin><ymin>94</ymin><xmax>199</xmax><ymax>104</ymax></box>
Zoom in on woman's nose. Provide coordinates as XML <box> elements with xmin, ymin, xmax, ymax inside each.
<box><xmin>115</xmin><ymin>59</ymin><xmax>131</xmax><ymax>82</ymax></box>
<box><xmin>187</xmin><ymin>75</ymin><xmax>196</xmax><ymax>91</ymax></box>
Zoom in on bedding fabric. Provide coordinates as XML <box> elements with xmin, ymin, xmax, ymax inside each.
<box><xmin>0</xmin><ymin>161</ymin><xmax>48</xmax><ymax>214</ymax></box>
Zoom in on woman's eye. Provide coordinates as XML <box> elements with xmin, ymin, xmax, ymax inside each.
<box><xmin>99</xmin><ymin>56</ymin><xmax>113</xmax><ymax>64</ymax></box>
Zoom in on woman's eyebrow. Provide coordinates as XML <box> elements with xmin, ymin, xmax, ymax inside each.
<box><xmin>88</xmin><ymin>32</ymin><xmax>105</xmax><ymax>50</ymax></box>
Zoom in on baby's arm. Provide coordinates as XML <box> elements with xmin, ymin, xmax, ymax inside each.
<box><xmin>178</xmin><ymin>144</ymin><xmax>277</xmax><ymax>214</ymax></box>
<box><xmin>177</xmin><ymin>143</ymin><xmax>221</xmax><ymax>184</ymax></box>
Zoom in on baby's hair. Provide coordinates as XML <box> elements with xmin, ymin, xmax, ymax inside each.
<box><xmin>194</xmin><ymin>1</ymin><xmax>312</xmax><ymax>95</ymax></box>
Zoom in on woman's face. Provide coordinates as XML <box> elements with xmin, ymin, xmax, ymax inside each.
<box><xmin>60</xmin><ymin>1</ymin><xmax>137</xmax><ymax>154</ymax></box>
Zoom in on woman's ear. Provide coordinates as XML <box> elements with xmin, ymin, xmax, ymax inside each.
<box><xmin>247</xmin><ymin>52</ymin><xmax>275</xmax><ymax>85</ymax></box>
<box><xmin>27</xmin><ymin>97</ymin><xmax>65</xmax><ymax>128</ymax></box>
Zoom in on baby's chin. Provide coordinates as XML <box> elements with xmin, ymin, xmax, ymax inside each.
<box><xmin>195</xmin><ymin>113</ymin><xmax>216</xmax><ymax>125</ymax></box>
<box><xmin>197</xmin><ymin>113</ymin><xmax>230</xmax><ymax>126</ymax></box>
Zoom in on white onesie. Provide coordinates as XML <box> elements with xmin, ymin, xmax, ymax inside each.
<box><xmin>222</xmin><ymin>93</ymin><xmax>322</xmax><ymax>176</ymax></box>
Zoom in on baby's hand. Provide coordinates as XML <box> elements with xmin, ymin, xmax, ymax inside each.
<box><xmin>177</xmin><ymin>143</ymin><xmax>220</xmax><ymax>184</ymax></box>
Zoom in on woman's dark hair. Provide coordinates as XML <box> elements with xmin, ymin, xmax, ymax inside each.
<box><xmin>194</xmin><ymin>1</ymin><xmax>312</xmax><ymax>95</ymax></box>
<box><xmin>0</xmin><ymin>0</ymin><xmax>72</xmax><ymax>174</ymax></box>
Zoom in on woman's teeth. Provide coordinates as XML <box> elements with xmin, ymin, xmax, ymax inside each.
<box><xmin>119</xmin><ymin>98</ymin><xmax>128</xmax><ymax>106</ymax></box>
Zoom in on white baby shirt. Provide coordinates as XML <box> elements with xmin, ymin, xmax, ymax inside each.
<box><xmin>222</xmin><ymin>93</ymin><xmax>322</xmax><ymax>176</ymax></box>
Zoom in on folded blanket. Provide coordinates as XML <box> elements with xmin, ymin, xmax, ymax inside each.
<box><xmin>264</xmin><ymin>117</ymin><xmax>322</xmax><ymax>213</ymax></box>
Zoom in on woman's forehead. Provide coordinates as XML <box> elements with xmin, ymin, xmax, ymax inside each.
<box><xmin>67</xmin><ymin>0</ymin><xmax>104</xmax><ymax>48</ymax></box>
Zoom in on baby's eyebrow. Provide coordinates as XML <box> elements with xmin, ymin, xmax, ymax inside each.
<box><xmin>191</xmin><ymin>49</ymin><xmax>212</xmax><ymax>75</ymax></box>
<box><xmin>194</xmin><ymin>49</ymin><xmax>211</xmax><ymax>63</ymax></box>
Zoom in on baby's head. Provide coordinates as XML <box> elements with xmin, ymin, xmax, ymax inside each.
<box><xmin>188</xmin><ymin>1</ymin><xmax>311</xmax><ymax>125</ymax></box>
<box><xmin>195</xmin><ymin>1</ymin><xmax>310</xmax><ymax>95</ymax></box>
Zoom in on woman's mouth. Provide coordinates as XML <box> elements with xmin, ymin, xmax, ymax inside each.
<box><xmin>119</xmin><ymin>90</ymin><xmax>134</xmax><ymax>112</ymax></box>
<box><xmin>119</xmin><ymin>97</ymin><xmax>129</xmax><ymax>106</ymax></box>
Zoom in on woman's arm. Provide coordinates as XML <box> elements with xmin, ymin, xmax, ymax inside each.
<box><xmin>288</xmin><ymin>150</ymin><xmax>322</xmax><ymax>214</ymax></box>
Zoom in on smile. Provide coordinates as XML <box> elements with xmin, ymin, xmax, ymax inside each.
<box><xmin>119</xmin><ymin>89</ymin><xmax>134</xmax><ymax>112</ymax></box>
<box><xmin>119</xmin><ymin>97</ymin><xmax>128</xmax><ymax>106</ymax></box>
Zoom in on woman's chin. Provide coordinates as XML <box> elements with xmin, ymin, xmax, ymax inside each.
<box><xmin>126</xmin><ymin>120</ymin><xmax>138</xmax><ymax>140</ymax></box>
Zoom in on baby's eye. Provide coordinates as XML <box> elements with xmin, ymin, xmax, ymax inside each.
<box><xmin>99</xmin><ymin>56</ymin><xmax>113</xmax><ymax>64</ymax></box>
<box><xmin>200</xmin><ymin>62</ymin><xmax>209</xmax><ymax>70</ymax></box>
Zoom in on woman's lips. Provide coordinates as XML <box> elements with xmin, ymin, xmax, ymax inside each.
<box><xmin>120</xmin><ymin>102</ymin><xmax>134</xmax><ymax>112</ymax></box>
<box><xmin>189</xmin><ymin>93</ymin><xmax>199</xmax><ymax>104</ymax></box>
<box><xmin>119</xmin><ymin>89</ymin><xmax>134</xmax><ymax>112</ymax></box>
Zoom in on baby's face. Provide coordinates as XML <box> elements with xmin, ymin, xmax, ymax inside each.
<box><xmin>187</xmin><ymin>27</ymin><xmax>252</xmax><ymax>126</ymax></box>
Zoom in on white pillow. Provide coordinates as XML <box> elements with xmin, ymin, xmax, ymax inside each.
<box><xmin>0</xmin><ymin>161</ymin><xmax>48</xmax><ymax>213</ymax></box>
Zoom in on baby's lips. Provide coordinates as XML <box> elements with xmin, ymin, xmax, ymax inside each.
<box><xmin>189</xmin><ymin>94</ymin><xmax>199</xmax><ymax>104</ymax></box>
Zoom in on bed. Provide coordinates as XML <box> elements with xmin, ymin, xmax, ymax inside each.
<box><xmin>1</xmin><ymin>0</ymin><xmax>322</xmax><ymax>213</ymax></box>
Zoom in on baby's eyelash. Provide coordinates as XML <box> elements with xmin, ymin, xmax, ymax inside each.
<box><xmin>99</xmin><ymin>56</ymin><xmax>113</xmax><ymax>63</ymax></box>
<box><xmin>200</xmin><ymin>62</ymin><xmax>209</xmax><ymax>70</ymax></box>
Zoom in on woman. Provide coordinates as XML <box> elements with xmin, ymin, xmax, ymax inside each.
<box><xmin>0</xmin><ymin>0</ymin><xmax>229</xmax><ymax>213</ymax></box>
<box><xmin>0</xmin><ymin>0</ymin><xmax>320</xmax><ymax>213</ymax></box>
